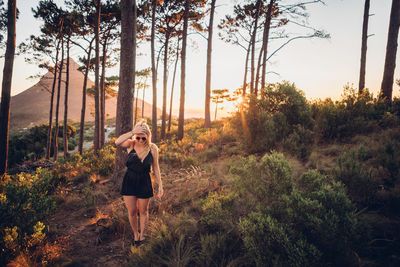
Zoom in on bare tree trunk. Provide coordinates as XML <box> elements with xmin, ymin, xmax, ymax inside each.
<box><xmin>46</xmin><ymin>38</ymin><xmax>60</xmax><ymax>159</ymax></box>
<box><xmin>100</xmin><ymin>40</ymin><xmax>107</xmax><ymax>147</ymax></box>
<box><xmin>250</xmin><ymin>0</ymin><xmax>262</xmax><ymax>95</ymax></box>
<box><xmin>115</xmin><ymin>0</ymin><xmax>135</xmax><ymax>178</ymax></box>
<box><xmin>161</xmin><ymin>31</ymin><xmax>170</xmax><ymax>139</ymax></box>
<box><xmin>168</xmin><ymin>41</ymin><xmax>179</xmax><ymax>133</ymax></box>
<box><xmin>79</xmin><ymin>39</ymin><xmax>93</xmax><ymax>155</ymax></box>
<box><xmin>261</xmin><ymin>0</ymin><xmax>274</xmax><ymax>88</ymax></box>
<box><xmin>242</xmin><ymin>41</ymin><xmax>251</xmax><ymax>95</ymax></box>
<box><xmin>142</xmin><ymin>82</ymin><xmax>145</xmax><ymax>118</ymax></box>
<box><xmin>151</xmin><ymin>0</ymin><xmax>158</xmax><ymax>142</ymax></box>
<box><xmin>380</xmin><ymin>0</ymin><xmax>400</xmax><ymax>104</ymax></box>
<box><xmin>134</xmin><ymin>83</ymin><xmax>139</xmax><ymax>124</ymax></box>
<box><xmin>53</xmin><ymin>38</ymin><xmax>64</xmax><ymax>162</ymax></box>
<box><xmin>214</xmin><ymin>97</ymin><xmax>219</xmax><ymax>120</ymax></box>
<box><xmin>0</xmin><ymin>0</ymin><xmax>16</xmax><ymax>175</ymax></box>
<box><xmin>205</xmin><ymin>0</ymin><xmax>216</xmax><ymax>128</ymax></box>
<box><xmin>359</xmin><ymin>0</ymin><xmax>370</xmax><ymax>94</ymax></box>
<box><xmin>255</xmin><ymin>33</ymin><xmax>264</xmax><ymax>96</ymax></box>
<box><xmin>63</xmin><ymin>39</ymin><xmax>70</xmax><ymax>158</ymax></box>
<box><xmin>178</xmin><ymin>0</ymin><xmax>190</xmax><ymax>140</ymax></box>
<box><xmin>94</xmin><ymin>0</ymin><xmax>101</xmax><ymax>153</ymax></box>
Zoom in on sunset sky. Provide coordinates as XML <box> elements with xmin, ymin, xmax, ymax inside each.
<box><xmin>1</xmin><ymin>0</ymin><xmax>399</xmax><ymax>118</ymax></box>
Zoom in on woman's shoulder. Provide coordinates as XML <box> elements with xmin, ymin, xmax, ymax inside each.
<box><xmin>149</xmin><ymin>143</ymin><xmax>159</xmax><ymax>153</ymax></box>
<box><xmin>150</xmin><ymin>142</ymin><xmax>158</xmax><ymax>149</ymax></box>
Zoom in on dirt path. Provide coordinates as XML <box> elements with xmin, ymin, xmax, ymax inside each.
<box><xmin>45</xmin><ymin>181</ymin><xmax>131</xmax><ymax>266</ymax></box>
<box><xmin>43</xmin><ymin>163</ymin><xmax>215</xmax><ymax>266</ymax></box>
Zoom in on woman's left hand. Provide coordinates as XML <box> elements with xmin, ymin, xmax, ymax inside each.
<box><xmin>157</xmin><ymin>185</ymin><xmax>164</xmax><ymax>198</ymax></box>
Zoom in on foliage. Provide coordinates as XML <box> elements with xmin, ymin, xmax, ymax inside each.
<box><xmin>8</xmin><ymin>124</ymin><xmax>76</xmax><ymax>169</ymax></box>
<box><xmin>0</xmin><ymin>168</ymin><xmax>57</xmax><ymax>265</ymax></box>
<box><xmin>312</xmin><ymin>86</ymin><xmax>397</xmax><ymax>140</ymax></box>
<box><xmin>230</xmin><ymin>82</ymin><xmax>313</xmax><ymax>155</ymax></box>
<box><xmin>226</xmin><ymin>152</ymin><xmax>360</xmax><ymax>266</ymax></box>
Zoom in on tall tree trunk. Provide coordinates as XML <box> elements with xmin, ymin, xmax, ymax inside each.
<box><xmin>142</xmin><ymin>81</ymin><xmax>145</xmax><ymax>118</ymax></box>
<box><xmin>242</xmin><ymin>41</ymin><xmax>251</xmax><ymax>95</ymax></box>
<box><xmin>46</xmin><ymin>38</ymin><xmax>60</xmax><ymax>159</ymax></box>
<box><xmin>115</xmin><ymin>0</ymin><xmax>135</xmax><ymax>177</ymax></box>
<box><xmin>0</xmin><ymin>0</ymin><xmax>16</xmax><ymax>175</ymax></box>
<box><xmin>359</xmin><ymin>0</ymin><xmax>370</xmax><ymax>94</ymax></box>
<box><xmin>53</xmin><ymin>38</ymin><xmax>64</xmax><ymax>162</ymax></box>
<box><xmin>151</xmin><ymin>0</ymin><xmax>158</xmax><ymax>142</ymax></box>
<box><xmin>79</xmin><ymin>39</ymin><xmax>93</xmax><ymax>155</ymax></box>
<box><xmin>132</xmin><ymin>1</ymin><xmax>137</xmax><ymax>124</ymax></box>
<box><xmin>261</xmin><ymin>0</ymin><xmax>274</xmax><ymax>88</ymax></box>
<box><xmin>380</xmin><ymin>0</ymin><xmax>400</xmax><ymax>104</ymax></box>
<box><xmin>94</xmin><ymin>0</ymin><xmax>101</xmax><ymax>153</ymax></box>
<box><xmin>63</xmin><ymin>39</ymin><xmax>70</xmax><ymax>158</ymax></box>
<box><xmin>161</xmin><ymin>31</ymin><xmax>170</xmax><ymax>139</ymax></box>
<box><xmin>100</xmin><ymin>40</ymin><xmax>107</xmax><ymax>147</ymax></box>
<box><xmin>178</xmin><ymin>0</ymin><xmax>190</xmax><ymax>140</ymax></box>
<box><xmin>255</xmin><ymin>32</ymin><xmax>264</xmax><ymax>96</ymax></box>
<box><xmin>204</xmin><ymin>0</ymin><xmax>216</xmax><ymax>128</ymax></box>
<box><xmin>168</xmin><ymin>41</ymin><xmax>179</xmax><ymax>133</ymax></box>
<box><xmin>134</xmin><ymin>83</ymin><xmax>139</xmax><ymax>124</ymax></box>
<box><xmin>250</xmin><ymin>0</ymin><xmax>262</xmax><ymax>94</ymax></box>
<box><xmin>214</xmin><ymin>97</ymin><xmax>219</xmax><ymax>120</ymax></box>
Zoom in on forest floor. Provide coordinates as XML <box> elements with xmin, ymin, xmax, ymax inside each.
<box><xmin>29</xmin><ymin>127</ymin><xmax>398</xmax><ymax>266</ymax></box>
<box><xmin>42</xmin><ymin>161</ymin><xmax>220</xmax><ymax>266</ymax></box>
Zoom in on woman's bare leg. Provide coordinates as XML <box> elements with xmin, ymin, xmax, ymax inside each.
<box><xmin>137</xmin><ymin>198</ymin><xmax>150</xmax><ymax>240</ymax></box>
<box><xmin>123</xmin><ymin>196</ymin><xmax>139</xmax><ymax>241</ymax></box>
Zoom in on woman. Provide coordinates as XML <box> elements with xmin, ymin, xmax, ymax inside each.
<box><xmin>114</xmin><ymin>120</ymin><xmax>163</xmax><ymax>246</ymax></box>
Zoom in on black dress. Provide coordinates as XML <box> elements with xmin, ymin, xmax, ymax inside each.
<box><xmin>120</xmin><ymin>148</ymin><xmax>154</xmax><ymax>198</ymax></box>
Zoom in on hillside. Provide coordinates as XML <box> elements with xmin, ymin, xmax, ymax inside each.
<box><xmin>9</xmin><ymin>58</ymin><xmax>159</xmax><ymax>131</ymax></box>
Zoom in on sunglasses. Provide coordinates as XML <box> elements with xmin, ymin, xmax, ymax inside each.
<box><xmin>135</xmin><ymin>136</ymin><xmax>147</xmax><ymax>141</ymax></box>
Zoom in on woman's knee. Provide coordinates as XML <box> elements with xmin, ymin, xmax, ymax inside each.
<box><xmin>127</xmin><ymin>208</ymin><xmax>138</xmax><ymax>217</ymax></box>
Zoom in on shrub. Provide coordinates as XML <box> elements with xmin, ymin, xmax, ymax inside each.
<box><xmin>283</xmin><ymin>124</ymin><xmax>314</xmax><ymax>161</ymax></box>
<box><xmin>228</xmin><ymin>152</ymin><xmax>360</xmax><ymax>266</ymax></box>
<box><xmin>0</xmin><ymin>168</ymin><xmax>57</xmax><ymax>264</ymax></box>
<box><xmin>230</xmin><ymin>82</ymin><xmax>313</xmax><ymax>154</ymax></box>
<box><xmin>333</xmin><ymin>148</ymin><xmax>379</xmax><ymax>204</ymax></box>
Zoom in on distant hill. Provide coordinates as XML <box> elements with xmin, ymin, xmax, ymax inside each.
<box><xmin>10</xmin><ymin>58</ymin><xmax>160</xmax><ymax>131</ymax></box>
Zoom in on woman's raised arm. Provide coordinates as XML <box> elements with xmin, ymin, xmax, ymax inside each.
<box><xmin>115</xmin><ymin>130</ymin><xmax>134</xmax><ymax>148</ymax></box>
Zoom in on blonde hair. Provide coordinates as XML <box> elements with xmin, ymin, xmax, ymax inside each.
<box><xmin>132</xmin><ymin>120</ymin><xmax>152</xmax><ymax>162</ymax></box>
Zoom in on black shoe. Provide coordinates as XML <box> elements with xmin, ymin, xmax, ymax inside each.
<box><xmin>134</xmin><ymin>240</ymin><xmax>140</xmax><ymax>246</ymax></box>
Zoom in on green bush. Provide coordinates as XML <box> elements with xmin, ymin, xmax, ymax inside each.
<box><xmin>312</xmin><ymin>87</ymin><xmax>391</xmax><ymax>140</ymax></box>
<box><xmin>283</xmin><ymin>124</ymin><xmax>314</xmax><ymax>161</ymax></box>
<box><xmin>230</xmin><ymin>82</ymin><xmax>313</xmax><ymax>154</ymax></box>
<box><xmin>333</xmin><ymin>147</ymin><xmax>379</xmax><ymax>204</ymax></box>
<box><xmin>8</xmin><ymin>124</ymin><xmax>76</xmax><ymax>169</ymax></box>
<box><xmin>0</xmin><ymin>168</ymin><xmax>58</xmax><ymax>265</ymax></box>
<box><xmin>228</xmin><ymin>152</ymin><xmax>360</xmax><ymax>266</ymax></box>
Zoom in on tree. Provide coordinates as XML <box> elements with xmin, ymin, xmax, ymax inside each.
<box><xmin>158</xmin><ymin>0</ymin><xmax>184</xmax><ymax>139</ymax></box>
<box><xmin>53</xmin><ymin>36</ymin><xmax>64</xmax><ymax>161</ymax></box>
<box><xmin>93</xmin><ymin>0</ymin><xmax>101</xmax><ymax>153</ymax></box>
<box><xmin>211</xmin><ymin>88</ymin><xmax>230</xmax><ymax>120</ymax></box>
<box><xmin>115</xmin><ymin>0</ymin><xmax>135</xmax><ymax>176</ymax></box>
<box><xmin>168</xmin><ymin>39</ymin><xmax>180</xmax><ymax>132</ymax></box>
<box><xmin>204</xmin><ymin>0</ymin><xmax>216</xmax><ymax>128</ymax></box>
<box><xmin>151</xmin><ymin>0</ymin><xmax>158</xmax><ymax>142</ymax></box>
<box><xmin>0</xmin><ymin>0</ymin><xmax>16</xmax><ymax>175</ymax></box>
<box><xmin>219</xmin><ymin>0</ymin><xmax>327</xmax><ymax>96</ymax></box>
<box><xmin>359</xmin><ymin>0</ymin><xmax>370</xmax><ymax>94</ymax></box>
<box><xmin>178</xmin><ymin>0</ymin><xmax>189</xmax><ymax>140</ymax></box>
<box><xmin>66</xmin><ymin>0</ymin><xmax>96</xmax><ymax>155</ymax></box>
<box><xmin>177</xmin><ymin>0</ymin><xmax>206</xmax><ymax>139</ymax></box>
<box><xmin>30</xmin><ymin>0</ymin><xmax>65</xmax><ymax>159</ymax></box>
<box><xmin>380</xmin><ymin>0</ymin><xmax>400</xmax><ymax>104</ymax></box>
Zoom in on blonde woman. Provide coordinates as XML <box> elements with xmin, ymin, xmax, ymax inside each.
<box><xmin>115</xmin><ymin>120</ymin><xmax>163</xmax><ymax>246</ymax></box>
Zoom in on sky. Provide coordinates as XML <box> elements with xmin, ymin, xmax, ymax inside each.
<box><xmin>0</xmin><ymin>0</ymin><xmax>399</xmax><ymax>118</ymax></box>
